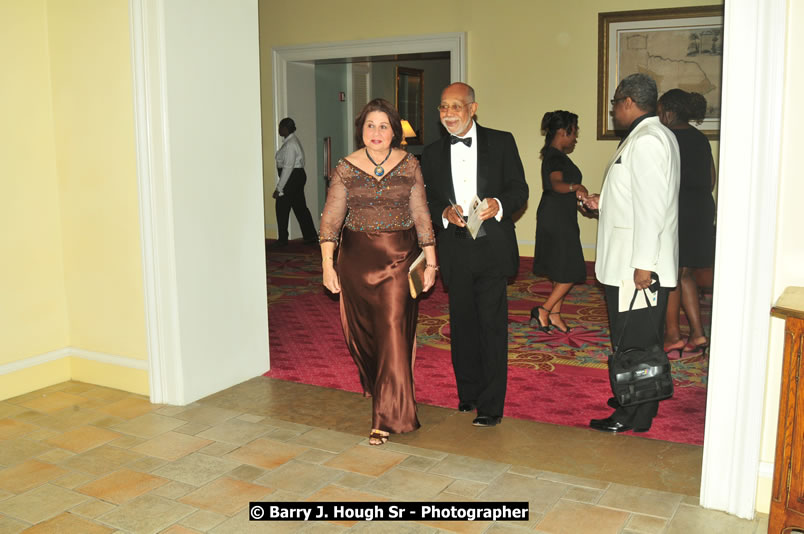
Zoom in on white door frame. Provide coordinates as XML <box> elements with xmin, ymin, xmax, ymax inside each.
<box><xmin>129</xmin><ymin>0</ymin><xmax>183</xmax><ymax>404</ymax></box>
<box><xmin>699</xmin><ymin>0</ymin><xmax>787</xmax><ymax>518</ymax></box>
<box><xmin>271</xmin><ymin>33</ymin><xmax>464</xmax><ymax>239</ymax></box>
<box><xmin>271</xmin><ymin>32</ymin><xmax>466</xmax><ymax>148</ymax></box>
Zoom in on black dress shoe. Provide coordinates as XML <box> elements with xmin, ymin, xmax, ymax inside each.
<box><xmin>589</xmin><ymin>416</ymin><xmax>632</xmax><ymax>433</ymax></box>
<box><xmin>457</xmin><ymin>402</ymin><xmax>476</xmax><ymax>413</ymax></box>
<box><xmin>472</xmin><ymin>415</ymin><xmax>502</xmax><ymax>427</ymax></box>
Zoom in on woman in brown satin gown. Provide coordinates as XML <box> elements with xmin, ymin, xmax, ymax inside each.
<box><xmin>319</xmin><ymin>98</ymin><xmax>437</xmax><ymax>446</ymax></box>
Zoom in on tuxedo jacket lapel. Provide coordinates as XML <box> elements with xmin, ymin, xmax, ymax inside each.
<box><xmin>603</xmin><ymin>138</ymin><xmax>628</xmax><ymax>178</ymax></box>
<box><xmin>476</xmin><ymin>125</ymin><xmax>489</xmax><ymax>198</ymax></box>
<box><xmin>439</xmin><ymin>137</ymin><xmax>457</xmax><ymax>202</ymax></box>
<box><xmin>604</xmin><ymin>118</ymin><xmax>655</xmax><ymax>178</ymax></box>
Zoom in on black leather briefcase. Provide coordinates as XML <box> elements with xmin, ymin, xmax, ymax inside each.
<box><xmin>608</xmin><ymin>289</ymin><xmax>674</xmax><ymax>407</ymax></box>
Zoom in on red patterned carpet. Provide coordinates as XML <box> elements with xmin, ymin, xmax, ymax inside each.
<box><xmin>264</xmin><ymin>240</ymin><xmax>709</xmax><ymax>446</ymax></box>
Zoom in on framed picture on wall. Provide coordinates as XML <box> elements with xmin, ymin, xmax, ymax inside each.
<box><xmin>597</xmin><ymin>5</ymin><xmax>724</xmax><ymax>140</ymax></box>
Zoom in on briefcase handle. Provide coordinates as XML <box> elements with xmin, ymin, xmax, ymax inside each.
<box><xmin>612</xmin><ymin>274</ymin><xmax>663</xmax><ymax>353</ymax></box>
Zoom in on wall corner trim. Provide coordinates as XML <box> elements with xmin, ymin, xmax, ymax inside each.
<box><xmin>0</xmin><ymin>348</ymin><xmax>148</xmax><ymax>376</ymax></box>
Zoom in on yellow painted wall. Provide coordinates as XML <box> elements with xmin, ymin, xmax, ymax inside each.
<box><xmin>0</xmin><ymin>360</ymin><xmax>71</xmax><ymax>401</ymax></box>
<box><xmin>46</xmin><ymin>0</ymin><xmax>148</xmax><ymax>361</ymax></box>
<box><xmin>1</xmin><ymin>0</ymin><xmax>148</xmax><ymax>398</ymax></box>
<box><xmin>0</xmin><ymin>0</ymin><xmax>70</xmax><ymax>366</ymax></box>
<box><xmin>70</xmin><ymin>358</ymin><xmax>149</xmax><ymax>396</ymax></box>
<box><xmin>258</xmin><ymin>0</ymin><xmax>720</xmax><ymax>258</ymax></box>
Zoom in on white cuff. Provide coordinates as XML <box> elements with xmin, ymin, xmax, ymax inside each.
<box><xmin>494</xmin><ymin>197</ymin><xmax>503</xmax><ymax>221</ymax></box>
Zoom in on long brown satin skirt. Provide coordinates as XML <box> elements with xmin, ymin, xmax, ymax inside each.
<box><xmin>338</xmin><ymin>227</ymin><xmax>420</xmax><ymax>434</ymax></box>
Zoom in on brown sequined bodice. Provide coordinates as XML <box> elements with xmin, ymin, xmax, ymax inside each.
<box><xmin>319</xmin><ymin>153</ymin><xmax>435</xmax><ymax>247</ymax></box>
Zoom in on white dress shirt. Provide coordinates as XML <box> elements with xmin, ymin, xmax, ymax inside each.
<box><xmin>442</xmin><ymin>122</ymin><xmax>503</xmax><ymax>227</ymax></box>
<box><xmin>275</xmin><ymin>132</ymin><xmax>305</xmax><ymax>196</ymax></box>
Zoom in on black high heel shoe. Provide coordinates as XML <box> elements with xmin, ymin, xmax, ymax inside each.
<box><xmin>529</xmin><ymin>306</ymin><xmax>551</xmax><ymax>332</ymax></box>
<box><xmin>548</xmin><ymin>312</ymin><xmax>571</xmax><ymax>333</ymax></box>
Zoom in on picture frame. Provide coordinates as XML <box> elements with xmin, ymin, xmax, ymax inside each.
<box><xmin>597</xmin><ymin>5</ymin><xmax>724</xmax><ymax>140</ymax></box>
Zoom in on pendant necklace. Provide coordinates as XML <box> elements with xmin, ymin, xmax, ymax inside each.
<box><xmin>365</xmin><ymin>148</ymin><xmax>392</xmax><ymax>177</ymax></box>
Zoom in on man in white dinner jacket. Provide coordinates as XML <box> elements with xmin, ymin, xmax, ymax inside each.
<box><xmin>584</xmin><ymin>73</ymin><xmax>681</xmax><ymax>433</ymax></box>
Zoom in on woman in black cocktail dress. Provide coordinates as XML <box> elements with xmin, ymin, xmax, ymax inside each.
<box><xmin>531</xmin><ymin>111</ymin><xmax>588</xmax><ymax>333</ymax></box>
<box><xmin>658</xmin><ymin>89</ymin><xmax>716</xmax><ymax>356</ymax></box>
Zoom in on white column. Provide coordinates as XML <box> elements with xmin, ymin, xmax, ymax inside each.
<box><xmin>130</xmin><ymin>0</ymin><xmax>269</xmax><ymax>405</ymax></box>
<box><xmin>700</xmin><ymin>0</ymin><xmax>787</xmax><ymax>518</ymax></box>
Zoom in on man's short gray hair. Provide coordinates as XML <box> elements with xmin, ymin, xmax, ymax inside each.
<box><xmin>616</xmin><ymin>73</ymin><xmax>658</xmax><ymax>113</ymax></box>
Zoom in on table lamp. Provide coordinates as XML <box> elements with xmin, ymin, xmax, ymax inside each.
<box><xmin>400</xmin><ymin>119</ymin><xmax>416</xmax><ymax>147</ymax></box>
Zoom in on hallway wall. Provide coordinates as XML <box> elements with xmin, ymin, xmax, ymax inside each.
<box><xmin>258</xmin><ymin>0</ymin><xmax>720</xmax><ymax>259</ymax></box>
<box><xmin>0</xmin><ymin>0</ymin><xmax>148</xmax><ymax>398</ymax></box>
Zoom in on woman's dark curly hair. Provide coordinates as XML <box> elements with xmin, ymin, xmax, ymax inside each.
<box><xmin>278</xmin><ymin>117</ymin><xmax>296</xmax><ymax>134</ymax></box>
<box><xmin>540</xmin><ymin>110</ymin><xmax>578</xmax><ymax>158</ymax></box>
<box><xmin>659</xmin><ymin>89</ymin><xmax>708</xmax><ymax>125</ymax></box>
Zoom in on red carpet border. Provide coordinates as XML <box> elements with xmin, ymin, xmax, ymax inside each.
<box><xmin>265</xmin><ymin>240</ymin><xmax>709</xmax><ymax>446</ymax></box>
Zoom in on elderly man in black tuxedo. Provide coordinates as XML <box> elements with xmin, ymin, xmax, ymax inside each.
<box><xmin>422</xmin><ymin>82</ymin><xmax>528</xmax><ymax>427</ymax></box>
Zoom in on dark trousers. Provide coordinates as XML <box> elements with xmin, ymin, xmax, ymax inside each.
<box><xmin>276</xmin><ymin>168</ymin><xmax>317</xmax><ymax>243</ymax></box>
<box><xmin>447</xmin><ymin>237</ymin><xmax>509</xmax><ymax>417</ymax></box>
<box><xmin>603</xmin><ymin>284</ymin><xmax>670</xmax><ymax>429</ymax></box>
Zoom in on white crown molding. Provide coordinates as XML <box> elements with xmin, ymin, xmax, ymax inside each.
<box><xmin>700</xmin><ymin>0</ymin><xmax>787</xmax><ymax>519</ymax></box>
<box><xmin>0</xmin><ymin>348</ymin><xmax>148</xmax><ymax>376</ymax></box>
<box><xmin>272</xmin><ymin>32</ymin><xmax>467</xmax><ymax>64</ymax></box>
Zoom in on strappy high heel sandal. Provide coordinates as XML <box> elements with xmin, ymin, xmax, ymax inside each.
<box><xmin>663</xmin><ymin>339</ymin><xmax>685</xmax><ymax>360</ymax></box>
<box><xmin>368</xmin><ymin>429</ymin><xmax>389</xmax><ymax>446</ymax></box>
<box><xmin>529</xmin><ymin>306</ymin><xmax>551</xmax><ymax>332</ymax></box>
<box><xmin>548</xmin><ymin>312</ymin><xmax>571</xmax><ymax>333</ymax></box>
<box><xmin>683</xmin><ymin>336</ymin><xmax>709</xmax><ymax>355</ymax></box>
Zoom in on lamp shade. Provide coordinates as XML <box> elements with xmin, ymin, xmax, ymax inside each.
<box><xmin>401</xmin><ymin>120</ymin><xmax>416</xmax><ymax>138</ymax></box>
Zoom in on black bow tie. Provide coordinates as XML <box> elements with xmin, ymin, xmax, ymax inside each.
<box><xmin>450</xmin><ymin>135</ymin><xmax>472</xmax><ymax>147</ymax></box>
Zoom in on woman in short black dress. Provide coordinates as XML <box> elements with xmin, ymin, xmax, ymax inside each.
<box><xmin>531</xmin><ymin>111</ymin><xmax>588</xmax><ymax>333</ymax></box>
<box><xmin>657</xmin><ymin>89</ymin><xmax>716</xmax><ymax>355</ymax></box>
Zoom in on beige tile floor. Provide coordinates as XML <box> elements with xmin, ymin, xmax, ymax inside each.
<box><xmin>0</xmin><ymin>379</ymin><xmax>768</xmax><ymax>533</ymax></box>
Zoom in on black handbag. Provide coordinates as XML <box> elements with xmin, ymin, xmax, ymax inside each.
<box><xmin>608</xmin><ymin>289</ymin><xmax>674</xmax><ymax>407</ymax></box>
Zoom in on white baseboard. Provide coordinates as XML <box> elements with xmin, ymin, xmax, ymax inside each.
<box><xmin>0</xmin><ymin>347</ymin><xmax>148</xmax><ymax>376</ymax></box>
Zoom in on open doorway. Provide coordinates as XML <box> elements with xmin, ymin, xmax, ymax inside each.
<box><xmin>280</xmin><ymin>52</ymin><xmax>451</xmax><ymax>235</ymax></box>
<box><xmin>267</xmin><ymin>33</ymin><xmax>466</xmax><ymax>241</ymax></box>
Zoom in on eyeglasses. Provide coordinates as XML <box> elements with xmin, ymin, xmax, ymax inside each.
<box><xmin>610</xmin><ymin>96</ymin><xmax>627</xmax><ymax>107</ymax></box>
<box><xmin>437</xmin><ymin>102</ymin><xmax>473</xmax><ymax>113</ymax></box>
